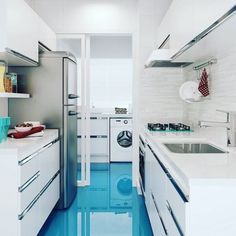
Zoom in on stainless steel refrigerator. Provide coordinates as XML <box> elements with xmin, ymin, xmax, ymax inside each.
<box><xmin>9</xmin><ymin>51</ymin><xmax>78</xmax><ymax>209</ymax></box>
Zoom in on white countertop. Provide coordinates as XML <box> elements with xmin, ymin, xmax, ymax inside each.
<box><xmin>0</xmin><ymin>129</ymin><xmax>59</xmax><ymax>161</ymax></box>
<box><xmin>142</xmin><ymin>128</ymin><xmax>236</xmax><ymax>197</ymax></box>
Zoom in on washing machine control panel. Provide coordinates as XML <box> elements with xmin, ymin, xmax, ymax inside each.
<box><xmin>111</xmin><ymin>118</ymin><xmax>132</xmax><ymax>127</ymax></box>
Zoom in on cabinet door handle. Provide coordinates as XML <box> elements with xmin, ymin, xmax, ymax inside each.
<box><xmin>18</xmin><ymin>151</ymin><xmax>39</xmax><ymax>166</ymax></box>
<box><xmin>18</xmin><ymin>140</ymin><xmax>58</xmax><ymax>166</ymax></box>
<box><xmin>151</xmin><ymin>193</ymin><xmax>168</xmax><ymax>235</ymax></box>
<box><xmin>38</xmin><ymin>142</ymin><xmax>53</xmax><ymax>154</ymax></box>
<box><xmin>166</xmin><ymin>201</ymin><xmax>184</xmax><ymax>236</ymax></box>
<box><xmin>18</xmin><ymin>171</ymin><xmax>40</xmax><ymax>193</ymax></box>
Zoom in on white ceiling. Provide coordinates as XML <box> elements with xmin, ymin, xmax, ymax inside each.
<box><xmin>25</xmin><ymin>0</ymin><xmax>172</xmax><ymax>32</ymax></box>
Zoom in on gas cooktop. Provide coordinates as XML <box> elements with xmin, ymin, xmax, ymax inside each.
<box><xmin>147</xmin><ymin>123</ymin><xmax>192</xmax><ymax>132</ymax></box>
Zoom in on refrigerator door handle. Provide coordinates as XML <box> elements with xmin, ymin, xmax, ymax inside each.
<box><xmin>68</xmin><ymin>111</ymin><xmax>79</xmax><ymax>116</ymax></box>
<box><xmin>68</xmin><ymin>94</ymin><xmax>79</xmax><ymax>99</ymax></box>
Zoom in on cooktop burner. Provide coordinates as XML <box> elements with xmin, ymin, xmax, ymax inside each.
<box><xmin>147</xmin><ymin>123</ymin><xmax>191</xmax><ymax>132</ymax></box>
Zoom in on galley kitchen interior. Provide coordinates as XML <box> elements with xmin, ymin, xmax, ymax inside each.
<box><xmin>1</xmin><ymin>1</ymin><xmax>236</xmax><ymax>236</ymax></box>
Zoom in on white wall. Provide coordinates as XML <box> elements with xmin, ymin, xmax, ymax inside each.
<box><xmin>0</xmin><ymin>99</ymin><xmax>8</xmax><ymax>116</ymax></box>
<box><xmin>138</xmin><ymin>0</ymin><xmax>182</xmax><ymax>126</ymax></box>
<box><xmin>183</xmin><ymin>44</ymin><xmax>236</xmax><ymax>127</ymax></box>
<box><xmin>139</xmin><ymin>68</ymin><xmax>184</xmax><ymax>125</ymax></box>
<box><xmin>57</xmin><ymin>38</ymin><xmax>81</xmax><ymax>58</ymax></box>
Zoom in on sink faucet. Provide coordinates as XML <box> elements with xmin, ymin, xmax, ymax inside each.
<box><xmin>198</xmin><ymin>109</ymin><xmax>236</xmax><ymax>147</ymax></box>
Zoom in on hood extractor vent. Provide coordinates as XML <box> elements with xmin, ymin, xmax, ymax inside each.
<box><xmin>145</xmin><ymin>48</ymin><xmax>192</xmax><ymax>68</ymax></box>
<box><xmin>147</xmin><ymin>60</ymin><xmax>192</xmax><ymax>68</ymax></box>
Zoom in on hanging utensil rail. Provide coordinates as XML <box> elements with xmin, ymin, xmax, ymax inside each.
<box><xmin>193</xmin><ymin>59</ymin><xmax>217</xmax><ymax>71</ymax></box>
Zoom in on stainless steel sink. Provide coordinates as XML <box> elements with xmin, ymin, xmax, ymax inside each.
<box><xmin>163</xmin><ymin>143</ymin><xmax>227</xmax><ymax>154</ymax></box>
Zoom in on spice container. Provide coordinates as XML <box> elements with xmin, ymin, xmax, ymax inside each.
<box><xmin>4</xmin><ymin>74</ymin><xmax>12</xmax><ymax>93</ymax></box>
<box><xmin>8</xmin><ymin>73</ymin><xmax>17</xmax><ymax>93</ymax></box>
<box><xmin>0</xmin><ymin>63</ymin><xmax>6</xmax><ymax>93</ymax></box>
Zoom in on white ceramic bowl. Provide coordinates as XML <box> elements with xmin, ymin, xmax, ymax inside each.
<box><xmin>15</xmin><ymin>126</ymin><xmax>32</xmax><ymax>132</ymax></box>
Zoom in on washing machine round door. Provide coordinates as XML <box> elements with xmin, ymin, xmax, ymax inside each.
<box><xmin>117</xmin><ymin>176</ymin><xmax>132</xmax><ymax>196</ymax></box>
<box><xmin>117</xmin><ymin>131</ymin><xmax>132</xmax><ymax>148</ymax></box>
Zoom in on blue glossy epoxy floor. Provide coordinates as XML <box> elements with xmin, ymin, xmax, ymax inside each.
<box><xmin>38</xmin><ymin>163</ymin><xmax>153</xmax><ymax>236</ymax></box>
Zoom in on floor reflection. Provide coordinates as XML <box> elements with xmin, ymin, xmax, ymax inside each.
<box><xmin>39</xmin><ymin>163</ymin><xmax>153</xmax><ymax>236</ymax></box>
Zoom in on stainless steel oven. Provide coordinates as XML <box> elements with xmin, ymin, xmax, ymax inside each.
<box><xmin>139</xmin><ymin>136</ymin><xmax>146</xmax><ymax>192</ymax></box>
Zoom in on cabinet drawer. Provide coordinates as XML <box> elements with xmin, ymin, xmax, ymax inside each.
<box><xmin>39</xmin><ymin>141</ymin><xmax>60</xmax><ymax>190</ymax></box>
<box><xmin>18</xmin><ymin>151</ymin><xmax>40</xmax><ymax>187</ymax></box>
<box><xmin>149</xmin><ymin>192</ymin><xmax>168</xmax><ymax>236</ymax></box>
<box><xmin>19</xmin><ymin>196</ymin><xmax>41</xmax><ymax>236</ymax></box>
<box><xmin>18</xmin><ymin>171</ymin><xmax>40</xmax><ymax>213</ymax></box>
<box><xmin>39</xmin><ymin>174</ymin><xmax>60</xmax><ymax>229</ymax></box>
<box><xmin>165</xmin><ymin>174</ymin><xmax>188</xmax><ymax>235</ymax></box>
<box><xmin>151</xmin><ymin>154</ymin><xmax>167</xmax><ymax>219</ymax></box>
<box><xmin>166</xmin><ymin>200</ymin><xmax>184</xmax><ymax>236</ymax></box>
<box><xmin>77</xmin><ymin>137</ymin><xmax>108</xmax><ymax>156</ymax></box>
<box><xmin>77</xmin><ymin>117</ymin><xmax>108</xmax><ymax>136</ymax></box>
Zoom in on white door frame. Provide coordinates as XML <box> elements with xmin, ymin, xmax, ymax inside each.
<box><xmin>57</xmin><ymin>34</ymin><xmax>90</xmax><ymax>186</ymax></box>
<box><xmin>57</xmin><ymin>32</ymin><xmax>139</xmax><ymax>187</ymax></box>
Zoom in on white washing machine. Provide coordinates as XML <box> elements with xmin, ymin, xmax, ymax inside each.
<box><xmin>110</xmin><ymin>118</ymin><xmax>132</xmax><ymax>162</ymax></box>
<box><xmin>110</xmin><ymin>163</ymin><xmax>132</xmax><ymax>208</ymax></box>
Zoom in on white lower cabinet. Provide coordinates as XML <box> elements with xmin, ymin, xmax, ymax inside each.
<box><xmin>145</xmin><ymin>144</ymin><xmax>188</xmax><ymax>236</ymax></box>
<box><xmin>165</xmin><ymin>200</ymin><xmax>184</xmax><ymax>236</ymax></box>
<box><xmin>77</xmin><ymin>117</ymin><xmax>109</xmax><ymax>162</ymax></box>
<box><xmin>39</xmin><ymin>141</ymin><xmax>60</xmax><ymax>189</ymax></box>
<box><xmin>165</xmin><ymin>174</ymin><xmax>188</xmax><ymax>235</ymax></box>
<box><xmin>20</xmin><ymin>199</ymin><xmax>41</xmax><ymax>236</ymax></box>
<box><xmin>39</xmin><ymin>175</ymin><xmax>60</xmax><ymax>229</ymax></box>
<box><xmin>0</xmin><ymin>136</ymin><xmax>60</xmax><ymax>236</ymax></box>
<box><xmin>149</xmin><ymin>192</ymin><xmax>167</xmax><ymax>236</ymax></box>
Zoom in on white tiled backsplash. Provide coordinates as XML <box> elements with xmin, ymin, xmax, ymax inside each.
<box><xmin>183</xmin><ymin>46</ymin><xmax>236</xmax><ymax>127</ymax></box>
<box><xmin>139</xmin><ymin>68</ymin><xmax>185</xmax><ymax>126</ymax></box>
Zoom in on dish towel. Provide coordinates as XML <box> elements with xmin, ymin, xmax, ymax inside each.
<box><xmin>198</xmin><ymin>68</ymin><xmax>209</xmax><ymax>97</ymax></box>
<box><xmin>8</xmin><ymin>126</ymin><xmax>44</xmax><ymax>139</ymax></box>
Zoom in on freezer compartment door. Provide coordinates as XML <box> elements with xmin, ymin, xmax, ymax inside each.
<box><xmin>61</xmin><ymin>105</ymin><xmax>78</xmax><ymax>208</ymax></box>
<box><xmin>64</xmin><ymin>58</ymin><xmax>78</xmax><ymax>106</ymax></box>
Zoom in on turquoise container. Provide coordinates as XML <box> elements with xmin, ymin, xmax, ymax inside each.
<box><xmin>0</xmin><ymin>117</ymin><xmax>10</xmax><ymax>143</ymax></box>
<box><xmin>0</xmin><ymin>119</ymin><xmax>2</xmax><ymax>143</ymax></box>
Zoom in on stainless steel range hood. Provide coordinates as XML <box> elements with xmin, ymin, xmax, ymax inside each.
<box><xmin>146</xmin><ymin>4</ymin><xmax>236</xmax><ymax>68</ymax></box>
<box><xmin>145</xmin><ymin>49</ymin><xmax>192</xmax><ymax>68</ymax></box>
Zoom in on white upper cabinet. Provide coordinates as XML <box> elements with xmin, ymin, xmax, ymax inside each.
<box><xmin>38</xmin><ymin>17</ymin><xmax>57</xmax><ymax>51</ymax></box>
<box><xmin>5</xmin><ymin>0</ymin><xmax>39</xmax><ymax>62</ymax></box>
<box><xmin>157</xmin><ymin>0</ymin><xmax>236</xmax><ymax>55</ymax></box>
<box><xmin>0</xmin><ymin>0</ymin><xmax>56</xmax><ymax>66</ymax></box>
<box><xmin>156</xmin><ymin>9</ymin><xmax>171</xmax><ymax>49</ymax></box>
<box><xmin>168</xmin><ymin>0</ymin><xmax>195</xmax><ymax>52</ymax></box>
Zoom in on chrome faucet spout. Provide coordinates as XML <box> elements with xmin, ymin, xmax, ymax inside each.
<box><xmin>198</xmin><ymin>110</ymin><xmax>236</xmax><ymax>147</ymax></box>
<box><xmin>198</xmin><ymin>120</ymin><xmax>230</xmax><ymax>128</ymax></box>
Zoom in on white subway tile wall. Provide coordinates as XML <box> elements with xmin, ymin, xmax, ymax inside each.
<box><xmin>139</xmin><ymin>68</ymin><xmax>185</xmax><ymax>126</ymax></box>
<box><xmin>183</xmin><ymin>46</ymin><xmax>236</xmax><ymax>127</ymax></box>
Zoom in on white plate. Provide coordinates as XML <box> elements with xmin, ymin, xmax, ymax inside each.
<box><xmin>179</xmin><ymin>81</ymin><xmax>202</xmax><ymax>103</ymax></box>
